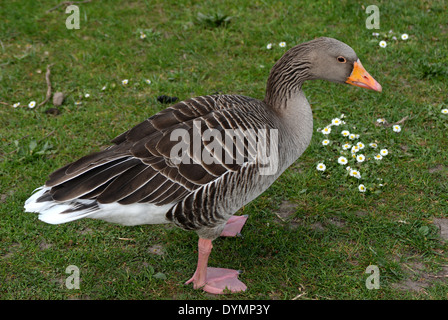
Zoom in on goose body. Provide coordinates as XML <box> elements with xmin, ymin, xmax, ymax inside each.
<box><xmin>25</xmin><ymin>37</ymin><xmax>381</xmax><ymax>294</ymax></box>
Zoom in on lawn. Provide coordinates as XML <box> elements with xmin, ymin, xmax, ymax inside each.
<box><xmin>0</xmin><ymin>0</ymin><xmax>447</xmax><ymax>300</ymax></box>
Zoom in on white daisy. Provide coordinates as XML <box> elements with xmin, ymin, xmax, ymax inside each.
<box><xmin>342</xmin><ymin>143</ymin><xmax>351</xmax><ymax>150</ymax></box>
<box><xmin>13</xmin><ymin>102</ymin><xmax>20</xmax><ymax>108</ymax></box>
<box><xmin>350</xmin><ymin>169</ymin><xmax>361</xmax><ymax>179</ymax></box>
<box><xmin>380</xmin><ymin>149</ymin><xmax>388</xmax><ymax>156</ymax></box>
<box><xmin>358</xmin><ymin>184</ymin><xmax>366</xmax><ymax>192</ymax></box>
<box><xmin>356</xmin><ymin>154</ymin><xmax>366</xmax><ymax>163</ymax></box>
<box><xmin>441</xmin><ymin>109</ymin><xmax>448</xmax><ymax>114</ymax></box>
<box><xmin>377</xmin><ymin>118</ymin><xmax>385</xmax><ymax>123</ymax></box>
<box><xmin>372</xmin><ymin>32</ymin><xmax>379</xmax><ymax>37</ymax></box>
<box><xmin>145</xmin><ymin>79</ymin><xmax>151</xmax><ymax>85</ymax></box>
<box><xmin>122</xmin><ymin>79</ymin><xmax>129</xmax><ymax>85</ymax></box>
<box><xmin>266</xmin><ymin>43</ymin><xmax>273</xmax><ymax>50</ymax></box>
<box><xmin>369</xmin><ymin>143</ymin><xmax>378</xmax><ymax>148</ymax></box>
<box><xmin>322</xmin><ymin>139</ymin><xmax>330</xmax><ymax>146</ymax></box>
<box><xmin>28</xmin><ymin>101</ymin><xmax>36</xmax><ymax>108</ymax></box>
<box><xmin>101</xmin><ymin>85</ymin><xmax>107</xmax><ymax>91</ymax></box>
<box><xmin>338</xmin><ymin>156</ymin><xmax>348</xmax><ymax>165</ymax></box>
<box><xmin>331</xmin><ymin>118</ymin><xmax>342</xmax><ymax>126</ymax></box>
<box><xmin>316</xmin><ymin>163</ymin><xmax>326</xmax><ymax>172</ymax></box>
<box><xmin>357</xmin><ymin>142</ymin><xmax>365</xmax><ymax>150</ymax></box>
<box><xmin>379</xmin><ymin>40</ymin><xmax>387</xmax><ymax>48</ymax></box>
<box><xmin>74</xmin><ymin>101</ymin><xmax>82</xmax><ymax>106</ymax></box>
<box><xmin>374</xmin><ymin>154</ymin><xmax>383</xmax><ymax>160</ymax></box>
<box><xmin>279</xmin><ymin>42</ymin><xmax>286</xmax><ymax>47</ymax></box>
<box><xmin>393</xmin><ymin>124</ymin><xmax>401</xmax><ymax>132</ymax></box>
<box><xmin>341</xmin><ymin>130</ymin><xmax>350</xmax><ymax>137</ymax></box>
<box><xmin>351</xmin><ymin>145</ymin><xmax>359</xmax><ymax>154</ymax></box>
<box><xmin>140</xmin><ymin>32</ymin><xmax>146</xmax><ymax>39</ymax></box>
<box><xmin>321</xmin><ymin>126</ymin><xmax>331</xmax><ymax>135</ymax></box>
<box><xmin>85</xmin><ymin>93</ymin><xmax>90</xmax><ymax>98</ymax></box>
<box><xmin>401</xmin><ymin>33</ymin><xmax>409</xmax><ymax>40</ymax></box>
<box><xmin>349</xmin><ymin>134</ymin><xmax>356</xmax><ymax>140</ymax></box>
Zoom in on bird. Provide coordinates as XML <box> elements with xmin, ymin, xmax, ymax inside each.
<box><xmin>24</xmin><ymin>37</ymin><xmax>381</xmax><ymax>294</ymax></box>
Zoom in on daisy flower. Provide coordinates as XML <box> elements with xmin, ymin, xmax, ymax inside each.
<box><xmin>28</xmin><ymin>101</ymin><xmax>36</xmax><ymax>108</ymax></box>
<box><xmin>279</xmin><ymin>42</ymin><xmax>286</xmax><ymax>47</ymax></box>
<box><xmin>122</xmin><ymin>79</ymin><xmax>129</xmax><ymax>85</ymax></box>
<box><xmin>350</xmin><ymin>169</ymin><xmax>361</xmax><ymax>179</ymax></box>
<box><xmin>393</xmin><ymin>124</ymin><xmax>401</xmax><ymax>132</ymax></box>
<box><xmin>351</xmin><ymin>145</ymin><xmax>359</xmax><ymax>154</ymax></box>
<box><xmin>266</xmin><ymin>43</ymin><xmax>273</xmax><ymax>50</ymax></box>
<box><xmin>321</xmin><ymin>127</ymin><xmax>331</xmax><ymax>135</ymax></box>
<box><xmin>316</xmin><ymin>163</ymin><xmax>326</xmax><ymax>172</ymax></box>
<box><xmin>441</xmin><ymin>109</ymin><xmax>448</xmax><ymax>114</ymax></box>
<box><xmin>356</xmin><ymin>154</ymin><xmax>366</xmax><ymax>163</ymax></box>
<box><xmin>401</xmin><ymin>33</ymin><xmax>409</xmax><ymax>40</ymax></box>
<box><xmin>379</xmin><ymin>40</ymin><xmax>387</xmax><ymax>48</ymax></box>
<box><xmin>331</xmin><ymin>118</ymin><xmax>342</xmax><ymax>126</ymax></box>
<box><xmin>322</xmin><ymin>139</ymin><xmax>330</xmax><ymax>146</ymax></box>
<box><xmin>374</xmin><ymin>154</ymin><xmax>383</xmax><ymax>160</ymax></box>
<box><xmin>357</xmin><ymin>142</ymin><xmax>365</xmax><ymax>150</ymax></box>
<box><xmin>101</xmin><ymin>85</ymin><xmax>107</xmax><ymax>91</ymax></box>
<box><xmin>358</xmin><ymin>184</ymin><xmax>367</xmax><ymax>192</ymax></box>
<box><xmin>369</xmin><ymin>143</ymin><xmax>378</xmax><ymax>148</ymax></box>
<box><xmin>140</xmin><ymin>32</ymin><xmax>146</xmax><ymax>39</ymax></box>
<box><xmin>342</xmin><ymin>143</ymin><xmax>351</xmax><ymax>150</ymax></box>
<box><xmin>380</xmin><ymin>149</ymin><xmax>388</xmax><ymax>156</ymax></box>
<box><xmin>338</xmin><ymin>156</ymin><xmax>348</xmax><ymax>165</ymax></box>
<box><xmin>372</xmin><ymin>32</ymin><xmax>379</xmax><ymax>37</ymax></box>
<box><xmin>74</xmin><ymin>101</ymin><xmax>82</xmax><ymax>106</ymax></box>
<box><xmin>85</xmin><ymin>93</ymin><xmax>90</xmax><ymax>98</ymax></box>
<box><xmin>349</xmin><ymin>134</ymin><xmax>356</xmax><ymax>140</ymax></box>
<box><xmin>145</xmin><ymin>79</ymin><xmax>151</xmax><ymax>85</ymax></box>
<box><xmin>13</xmin><ymin>102</ymin><xmax>20</xmax><ymax>108</ymax></box>
<box><xmin>341</xmin><ymin>130</ymin><xmax>350</xmax><ymax>137</ymax></box>
<box><xmin>377</xmin><ymin>118</ymin><xmax>385</xmax><ymax>123</ymax></box>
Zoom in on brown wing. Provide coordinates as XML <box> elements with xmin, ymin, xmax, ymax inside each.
<box><xmin>44</xmin><ymin>95</ymin><xmax>273</xmax><ymax>206</ymax></box>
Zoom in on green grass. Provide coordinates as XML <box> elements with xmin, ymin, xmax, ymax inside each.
<box><xmin>1</xmin><ymin>0</ymin><xmax>447</xmax><ymax>299</ymax></box>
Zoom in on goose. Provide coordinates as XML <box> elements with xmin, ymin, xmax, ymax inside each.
<box><xmin>24</xmin><ymin>37</ymin><xmax>381</xmax><ymax>295</ymax></box>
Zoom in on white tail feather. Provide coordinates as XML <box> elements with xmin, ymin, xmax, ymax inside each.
<box><xmin>24</xmin><ymin>186</ymin><xmax>173</xmax><ymax>226</ymax></box>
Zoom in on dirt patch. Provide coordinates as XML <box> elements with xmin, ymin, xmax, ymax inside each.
<box><xmin>392</xmin><ymin>261</ymin><xmax>448</xmax><ymax>293</ymax></box>
<box><xmin>148</xmin><ymin>244</ymin><xmax>165</xmax><ymax>256</ymax></box>
<box><xmin>433</xmin><ymin>218</ymin><xmax>448</xmax><ymax>241</ymax></box>
<box><xmin>429</xmin><ymin>164</ymin><xmax>446</xmax><ymax>173</ymax></box>
<box><xmin>275</xmin><ymin>200</ymin><xmax>297</xmax><ymax>220</ymax></box>
<box><xmin>327</xmin><ymin>218</ymin><xmax>346</xmax><ymax>228</ymax></box>
<box><xmin>310</xmin><ymin>221</ymin><xmax>325</xmax><ymax>231</ymax></box>
<box><xmin>1</xmin><ymin>243</ymin><xmax>20</xmax><ymax>259</ymax></box>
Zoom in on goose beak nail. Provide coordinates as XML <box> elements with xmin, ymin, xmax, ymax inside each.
<box><xmin>346</xmin><ymin>59</ymin><xmax>382</xmax><ymax>92</ymax></box>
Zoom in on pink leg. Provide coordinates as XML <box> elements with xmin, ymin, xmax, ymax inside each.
<box><xmin>185</xmin><ymin>238</ymin><xmax>247</xmax><ymax>294</ymax></box>
<box><xmin>220</xmin><ymin>215</ymin><xmax>248</xmax><ymax>237</ymax></box>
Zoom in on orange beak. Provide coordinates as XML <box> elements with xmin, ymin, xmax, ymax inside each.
<box><xmin>346</xmin><ymin>59</ymin><xmax>382</xmax><ymax>92</ymax></box>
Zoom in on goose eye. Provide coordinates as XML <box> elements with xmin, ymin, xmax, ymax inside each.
<box><xmin>337</xmin><ymin>56</ymin><xmax>346</xmax><ymax>63</ymax></box>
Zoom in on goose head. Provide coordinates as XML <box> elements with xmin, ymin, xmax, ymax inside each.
<box><xmin>306</xmin><ymin>37</ymin><xmax>382</xmax><ymax>92</ymax></box>
<box><xmin>265</xmin><ymin>37</ymin><xmax>382</xmax><ymax>107</ymax></box>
